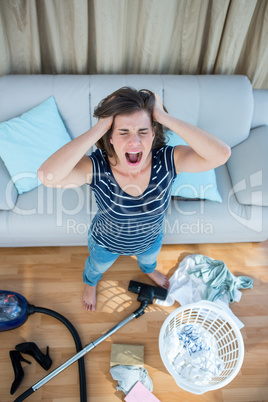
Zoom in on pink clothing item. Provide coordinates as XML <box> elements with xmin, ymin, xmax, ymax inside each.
<box><xmin>124</xmin><ymin>381</ymin><xmax>161</xmax><ymax>402</ymax></box>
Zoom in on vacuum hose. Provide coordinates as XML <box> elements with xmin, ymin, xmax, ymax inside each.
<box><xmin>13</xmin><ymin>304</ymin><xmax>87</xmax><ymax>402</ymax></box>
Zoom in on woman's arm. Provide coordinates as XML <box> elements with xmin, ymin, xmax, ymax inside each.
<box><xmin>153</xmin><ymin>94</ymin><xmax>231</xmax><ymax>174</ymax></box>
<box><xmin>38</xmin><ymin>117</ymin><xmax>113</xmax><ymax>188</ymax></box>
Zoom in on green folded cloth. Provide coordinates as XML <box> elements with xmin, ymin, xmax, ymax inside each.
<box><xmin>188</xmin><ymin>255</ymin><xmax>253</xmax><ymax>303</ymax></box>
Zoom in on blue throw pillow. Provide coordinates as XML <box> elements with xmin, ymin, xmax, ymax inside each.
<box><xmin>0</xmin><ymin>97</ymin><xmax>71</xmax><ymax>194</ymax></box>
<box><xmin>167</xmin><ymin>130</ymin><xmax>222</xmax><ymax>202</ymax></box>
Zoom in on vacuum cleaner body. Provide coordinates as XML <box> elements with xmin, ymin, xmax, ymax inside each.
<box><xmin>0</xmin><ymin>291</ymin><xmax>28</xmax><ymax>332</ymax></box>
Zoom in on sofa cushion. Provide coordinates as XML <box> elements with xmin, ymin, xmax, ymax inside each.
<box><xmin>0</xmin><ymin>184</ymin><xmax>92</xmax><ymax>247</ymax></box>
<box><xmin>171</xmin><ymin>170</ymin><xmax>222</xmax><ymax>202</ymax></box>
<box><xmin>167</xmin><ymin>130</ymin><xmax>222</xmax><ymax>202</ymax></box>
<box><xmin>0</xmin><ymin>97</ymin><xmax>71</xmax><ymax>195</ymax></box>
<box><xmin>227</xmin><ymin>126</ymin><xmax>268</xmax><ymax>206</ymax></box>
<box><xmin>163</xmin><ymin>75</ymin><xmax>254</xmax><ymax>148</ymax></box>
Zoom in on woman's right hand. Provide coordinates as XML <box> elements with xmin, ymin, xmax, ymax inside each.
<box><xmin>38</xmin><ymin>115</ymin><xmax>114</xmax><ymax>188</ymax></box>
<box><xmin>97</xmin><ymin>115</ymin><xmax>114</xmax><ymax>132</ymax></box>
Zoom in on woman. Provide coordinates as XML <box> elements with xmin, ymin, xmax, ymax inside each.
<box><xmin>38</xmin><ymin>87</ymin><xmax>231</xmax><ymax>311</ymax></box>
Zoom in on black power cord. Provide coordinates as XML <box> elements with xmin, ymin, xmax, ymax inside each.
<box><xmin>13</xmin><ymin>304</ymin><xmax>87</xmax><ymax>402</ymax></box>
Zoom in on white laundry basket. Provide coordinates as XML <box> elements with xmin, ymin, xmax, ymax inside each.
<box><xmin>159</xmin><ymin>301</ymin><xmax>244</xmax><ymax>394</ymax></box>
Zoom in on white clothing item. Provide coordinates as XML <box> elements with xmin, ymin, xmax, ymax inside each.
<box><xmin>156</xmin><ymin>254</ymin><xmax>244</xmax><ymax>329</ymax></box>
<box><xmin>110</xmin><ymin>365</ymin><xmax>153</xmax><ymax>395</ymax></box>
<box><xmin>164</xmin><ymin>324</ymin><xmax>224</xmax><ymax>386</ymax></box>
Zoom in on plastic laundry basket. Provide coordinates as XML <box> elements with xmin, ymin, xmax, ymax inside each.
<box><xmin>159</xmin><ymin>301</ymin><xmax>244</xmax><ymax>394</ymax></box>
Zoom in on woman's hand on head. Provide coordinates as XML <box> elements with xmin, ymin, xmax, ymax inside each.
<box><xmin>153</xmin><ymin>93</ymin><xmax>166</xmax><ymax>123</ymax></box>
<box><xmin>97</xmin><ymin>115</ymin><xmax>114</xmax><ymax>132</ymax></box>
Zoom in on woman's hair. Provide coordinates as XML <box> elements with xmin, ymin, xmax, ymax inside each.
<box><xmin>94</xmin><ymin>87</ymin><xmax>168</xmax><ymax>157</ymax></box>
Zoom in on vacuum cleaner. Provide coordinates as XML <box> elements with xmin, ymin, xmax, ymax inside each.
<box><xmin>0</xmin><ymin>280</ymin><xmax>167</xmax><ymax>401</ymax></box>
<box><xmin>0</xmin><ymin>289</ymin><xmax>87</xmax><ymax>401</ymax></box>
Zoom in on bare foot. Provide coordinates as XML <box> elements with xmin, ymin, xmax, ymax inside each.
<box><xmin>82</xmin><ymin>284</ymin><xmax>97</xmax><ymax>311</ymax></box>
<box><xmin>146</xmin><ymin>269</ymin><xmax>170</xmax><ymax>289</ymax></box>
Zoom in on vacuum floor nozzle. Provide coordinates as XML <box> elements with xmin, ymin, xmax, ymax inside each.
<box><xmin>128</xmin><ymin>280</ymin><xmax>167</xmax><ymax>304</ymax></box>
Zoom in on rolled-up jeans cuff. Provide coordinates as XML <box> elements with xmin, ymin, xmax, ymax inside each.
<box><xmin>83</xmin><ymin>269</ymin><xmax>102</xmax><ymax>287</ymax></box>
<box><xmin>138</xmin><ymin>261</ymin><xmax>157</xmax><ymax>274</ymax></box>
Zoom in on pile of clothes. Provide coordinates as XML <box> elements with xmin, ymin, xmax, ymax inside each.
<box><xmin>156</xmin><ymin>254</ymin><xmax>253</xmax><ymax>329</ymax></box>
<box><xmin>164</xmin><ymin>323</ymin><xmax>224</xmax><ymax>385</ymax></box>
<box><xmin>109</xmin><ymin>343</ymin><xmax>160</xmax><ymax>401</ymax></box>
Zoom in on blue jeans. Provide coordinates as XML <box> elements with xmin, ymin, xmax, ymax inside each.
<box><xmin>83</xmin><ymin>231</ymin><xmax>164</xmax><ymax>287</ymax></box>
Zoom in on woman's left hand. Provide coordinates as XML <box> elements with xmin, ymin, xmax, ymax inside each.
<box><xmin>153</xmin><ymin>93</ymin><xmax>166</xmax><ymax>123</ymax></box>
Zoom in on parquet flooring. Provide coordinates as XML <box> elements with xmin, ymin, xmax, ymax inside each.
<box><xmin>0</xmin><ymin>241</ymin><xmax>268</xmax><ymax>401</ymax></box>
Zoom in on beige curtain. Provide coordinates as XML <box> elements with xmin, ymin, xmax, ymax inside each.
<box><xmin>0</xmin><ymin>0</ymin><xmax>267</xmax><ymax>88</ymax></box>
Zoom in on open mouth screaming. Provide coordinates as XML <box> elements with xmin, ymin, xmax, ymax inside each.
<box><xmin>125</xmin><ymin>151</ymin><xmax>143</xmax><ymax>165</ymax></box>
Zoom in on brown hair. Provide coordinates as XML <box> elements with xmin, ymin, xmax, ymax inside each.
<box><xmin>94</xmin><ymin>87</ymin><xmax>168</xmax><ymax>157</ymax></box>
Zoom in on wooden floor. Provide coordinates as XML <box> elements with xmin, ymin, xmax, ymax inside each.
<box><xmin>0</xmin><ymin>241</ymin><xmax>268</xmax><ymax>402</ymax></box>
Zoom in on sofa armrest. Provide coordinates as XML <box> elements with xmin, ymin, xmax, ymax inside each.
<box><xmin>251</xmin><ymin>89</ymin><xmax>268</xmax><ymax>128</ymax></box>
<box><xmin>227</xmin><ymin>125</ymin><xmax>268</xmax><ymax>206</ymax></box>
<box><xmin>0</xmin><ymin>158</ymin><xmax>18</xmax><ymax>210</ymax></box>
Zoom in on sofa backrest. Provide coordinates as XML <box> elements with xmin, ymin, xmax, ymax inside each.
<box><xmin>0</xmin><ymin>74</ymin><xmax>254</xmax><ymax>148</ymax></box>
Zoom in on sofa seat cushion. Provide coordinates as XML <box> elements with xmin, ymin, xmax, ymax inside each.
<box><xmin>227</xmin><ymin>126</ymin><xmax>268</xmax><ymax>207</ymax></box>
<box><xmin>0</xmin><ymin>184</ymin><xmax>91</xmax><ymax>247</ymax></box>
<box><xmin>0</xmin><ymin>97</ymin><xmax>71</xmax><ymax>195</ymax></box>
<box><xmin>164</xmin><ymin>164</ymin><xmax>268</xmax><ymax>243</ymax></box>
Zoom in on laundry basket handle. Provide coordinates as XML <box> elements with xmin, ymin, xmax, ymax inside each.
<box><xmin>190</xmin><ymin>300</ymin><xmax>224</xmax><ymax>309</ymax></box>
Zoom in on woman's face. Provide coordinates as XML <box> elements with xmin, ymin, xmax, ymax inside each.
<box><xmin>109</xmin><ymin>110</ymin><xmax>155</xmax><ymax>173</ymax></box>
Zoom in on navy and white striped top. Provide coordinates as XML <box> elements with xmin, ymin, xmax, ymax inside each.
<box><xmin>88</xmin><ymin>146</ymin><xmax>177</xmax><ymax>255</ymax></box>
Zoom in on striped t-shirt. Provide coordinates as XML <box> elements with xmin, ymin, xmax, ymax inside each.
<box><xmin>88</xmin><ymin>146</ymin><xmax>177</xmax><ymax>255</ymax></box>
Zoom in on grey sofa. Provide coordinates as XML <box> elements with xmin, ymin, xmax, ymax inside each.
<box><xmin>0</xmin><ymin>74</ymin><xmax>267</xmax><ymax>247</ymax></box>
